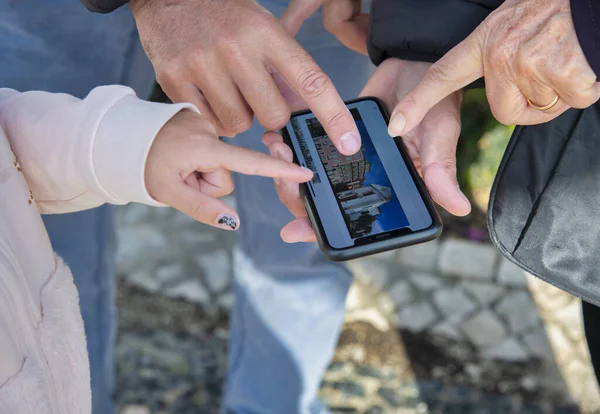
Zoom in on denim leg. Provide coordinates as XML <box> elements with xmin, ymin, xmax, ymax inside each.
<box><xmin>223</xmin><ymin>3</ymin><xmax>375</xmax><ymax>412</ymax></box>
<box><xmin>42</xmin><ymin>206</ymin><xmax>117</xmax><ymax>414</ymax></box>
<box><xmin>0</xmin><ymin>4</ymin><xmax>154</xmax><ymax>414</ymax></box>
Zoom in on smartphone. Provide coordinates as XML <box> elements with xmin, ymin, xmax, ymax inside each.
<box><xmin>281</xmin><ymin>97</ymin><xmax>442</xmax><ymax>261</ymax></box>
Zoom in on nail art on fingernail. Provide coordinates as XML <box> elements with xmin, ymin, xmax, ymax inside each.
<box><xmin>217</xmin><ymin>215</ymin><xmax>239</xmax><ymax>230</ymax></box>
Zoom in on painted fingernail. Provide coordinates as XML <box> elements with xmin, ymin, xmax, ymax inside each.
<box><xmin>388</xmin><ymin>112</ymin><xmax>406</xmax><ymax>137</ymax></box>
<box><xmin>217</xmin><ymin>215</ymin><xmax>239</xmax><ymax>230</ymax></box>
<box><xmin>340</xmin><ymin>132</ymin><xmax>361</xmax><ymax>154</ymax></box>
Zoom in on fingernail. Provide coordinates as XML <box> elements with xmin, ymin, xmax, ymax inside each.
<box><xmin>217</xmin><ymin>215</ymin><xmax>239</xmax><ymax>230</ymax></box>
<box><xmin>301</xmin><ymin>166</ymin><xmax>314</xmax><ymax>177</ymax></box>
<box><xmin>274</xmin><ymin>177</ymin><xmax>281</xmax><ymax>186</ymax></box>
<box><xmin>340</xmin><ymin>132</ymin><xmax>361</xmax><ymax>154</ymax></box>
<box><xmin>388</xmin><ymin>112</ymin><xmax>405</xmax><ymax>137</ymax></box>
<box><xmin>457</xmin><ymin>184</ymin><xmax>470</xmax><ymax>204</ymax></box>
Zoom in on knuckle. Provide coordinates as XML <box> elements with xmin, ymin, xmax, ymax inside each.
<box><xmin>297</xmin><ymin>69</ymin><xmax>332</xmax><ymax>98</ymax></box>
<box><xmin>424</xmin><ymin>61</ymin><xmax>459</xmax><ymax>87</ymax></box>
<box><xmin>260</xmin><ymin>110</ymin><xmax>290</xmax><ymax>131</ymax></box>
<box><xmin>490</xmin><ymin>105</ymin><xmax>517</xmax><ymax>126</ymax></box>
<box><xmin>488</xmin><ymin>42</ymin><xmax>513</xmax><ymax>68</ymax></box>
<box><xmin>155</xmin><ymin>63</ymin><xmax>186</xmax><ymax>88</ymax></box>
<box><xmin>215</xmin><ymin>36</ymin><xmax>246</xmax><ymax>62</ymax></box>
<box><xmin>563</xmin><ymin>90</ymin><xmax>595</xmax><ymax>109</ymax></box>
<box><xmin>220</xmin><ymin>107</ymin><xmax>253</xmax><ymax>135</ymax></box>
<box><xmin>322</xmin><ymin>109</ymin><xmax>347</xmax><ymax>131</ymax></box>
<box><xmin>222</xmin><ymin>180</ymin><xmax>235</xmax><ymax>195</ymax></box>
<box><xmin>254</xmin><ymin>11</ymin><xmax>281</xmax><ymax>35</ymax></box>
<box><xmin>189</xmin><ymin>200</ymin><xmax>210</xmax><ymax>223</ymax></box>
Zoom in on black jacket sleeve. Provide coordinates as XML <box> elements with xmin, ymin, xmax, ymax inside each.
<box><xmin>367</xmin><ymin>0</ymin><xmax>502</xmax><ymax>66</ymax></box>
<box><xmin>80</xmin><ymin>0</ymin><xmax>129</xmax><ymax>13</ymax></box>
<box><xmin>570</xmin><ymin>0</ymin><xmax>600</xmax><ymax>78</ymax></box>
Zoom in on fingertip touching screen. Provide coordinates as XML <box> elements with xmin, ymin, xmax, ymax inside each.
<box><xmin>285</xmin><ymin>99</ymin><xmax>433</xmax><ymax>249</ymax></box>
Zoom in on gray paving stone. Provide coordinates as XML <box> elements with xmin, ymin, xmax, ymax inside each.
<box><xmin>397</xmin><ymin>302</ymin><xmax>438</xmax><ymax>332</ymax></box>
<box><xmin>388</xmin><ymin>280</ymin><xmax>415</xmax><ymax>307</ymax></box>
<box><xmin>395</xmin><ymin>240</ymin><xmax>440</xmax><ymax>271</ymax></box>
<box><xmin>432</xmin><ymin>287</ymin><xmax>477</xmax><ymax>323</ymax></box>
<box><xmin>217</xmin><ymin>291</ymin><xmax>234</xmax><ymax>310</ymax></box>
<box><xmin>119</xmin><ymin>204</ymin><xmax>152</xmax><ymax>225</ymax></box>
<box><xmin>179</xmin><ymin>228</ymin><xmax>218</xmax><ymax>245</ymax></box>
<box><xmin>156</xmin><ymin>263</ymin><xmax>184</xmax><ymax>283</ymax></box>
<box><xmin>195</xmin><ymin>250</ymin><xmax>231</xmax><ymax>293</ymax></box>
<box><xmin>410</xmin><ymin>272</ymin><xmax>443</xmax><ymax>292</ymax></box>
<box><xmin>351</xmin><ymin>260</ymin><xmax>391</xmax><ymax>291</ymax></box>
<box><xmin>461</xmin><ymin>310</ymin><xmax>507</xmax><ymax>348</ymax></box>
<box><xmin>497</xmin><ymin>257</ymin><xmax>529</xmax><ymax>287</ymax></box>
<box><xmin>482</xmin><ymin>337</ymin><xmax>529</xmax><ymax>361</ymax></box>
<box><xmin>128</xmin><ymin>271</ymin><xmax>162</xmax><ymax>293</ymax></box>
<box><xmin>371</xmin><ymin>250</ymin><xmax>397</xmax><ymax>262</ymax></box>
<box><xmin>121</xmin><ymin>405</ymin><xmax>151</xmax><ymax>414</ymax></box>
<box><xmin>116</xmin><ymin>225</ymin><xmax>170</xmax><ymax>270</ymax></box>
<box><xmin>430</xmin><ymin>321</ymin><xmax>463</xmax><ymax>340</ymax></box>
<box><xmin>461</xmin><ymin>281</ymin><xmax>504</xmax><ymax>306</ymax></box>
<box><xmin>438</xmin><ymin>239</ymin><xmax>497</xmax><ymax>280</ymax></box>
<box><xmin>495</xmin><ymin>291</ymin><xmax>541</xmax><ymax>334</ymax></box>
<box><xmin>521</xmin><ymin>326</ymin><xmax>555</xmax><ymax>362</ymax></box>
<box><xmin>164</xmin><ymin>279</ymin><xmax>210</xmax><ymax>305</ymax></box>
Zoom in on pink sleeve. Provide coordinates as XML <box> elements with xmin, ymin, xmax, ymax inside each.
<box><xmin>0</xmin><ymin>86</ymin><xmax>198</xmax><ymax>214</ymax></box>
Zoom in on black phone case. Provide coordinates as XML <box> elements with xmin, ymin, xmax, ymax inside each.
<box><xmin>281</xmin><ymin>97</ymin><xmax>442</xmax><ymax>261</ymax></box>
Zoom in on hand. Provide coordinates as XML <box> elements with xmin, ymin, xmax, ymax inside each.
<box><xmin>280</xmin><ymin>0</ymin><xmax>370</xmax><ymax>55</ymax></box>
<box><xmin>129</xmin><ymin>0</ymin><xmax>361</xmax><ymax>155</ymax></box>
<box><xmin>387</xmin><ymin>0</ymin><xmax>600</xmax><ymax>137</ymax></box>
<box><xmin>145</xmin><ymin>111</ymin><xmax>313</xmax><ymax>230</ymax></box>
<box><xmin>266</xmin><ymin>59</ymin><xmax>470</xmax><ymax>244</ymax></box>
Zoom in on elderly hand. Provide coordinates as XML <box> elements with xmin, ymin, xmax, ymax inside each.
<box><xmin>145</xmin><ymin>111</ymin><xmax>313</xmax><ymax>231</ymax></box>
<box><xmin>280</xmin><ymin>0</ymin><xmax>370</xmax><ymax>55</ymax></box>
<box><xmin>129</xmin><ymin>0</ymin><xmax>361</xmax><ymax>155</ymax></box>
<box><xmin>265</xmin><ymin>59</ymin><xmax>469</xmax><ymax>244</ymax></box>
<box><xmin>388</xmin><ymin>0</ymin><xmax>600</xmax><ymax>138</ymax></box>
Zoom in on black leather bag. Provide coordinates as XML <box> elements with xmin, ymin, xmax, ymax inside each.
<box><xmin>488</xmin><ymin>105</ymin><xmax>600</xmax><ymax>306</ymax></box>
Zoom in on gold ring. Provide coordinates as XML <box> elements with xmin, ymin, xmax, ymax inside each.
<box><xmin>527</xmin><ymin>95</ymin><xmax>560</xmax><ymax>112</ymax></box>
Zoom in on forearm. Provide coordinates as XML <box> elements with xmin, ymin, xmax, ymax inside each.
<box><xmin>0</xmin><ymin>86</ymin><xmax>194</xmax><ymax>214</ymax></box>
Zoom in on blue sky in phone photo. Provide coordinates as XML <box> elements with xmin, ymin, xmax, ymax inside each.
<box><xmin>355</xmin><ymin>118</ymin><xmax>409</xmax><ymax>234</ymax></box>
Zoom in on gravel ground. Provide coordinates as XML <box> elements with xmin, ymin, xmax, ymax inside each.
<box><xmin>116</xmin><ymin>279</ymin><xmax>583</xmax><ymax>414</ymax></box>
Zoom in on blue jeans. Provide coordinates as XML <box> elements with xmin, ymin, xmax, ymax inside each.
<box><xmin>0</xmin><ymin>1</ymin><xmax>374</xmax><ymax>413</ymax></box>
<box><xmin>225</xmin><ymin>2</ymin><xmax>375</xmax><ymax>413</ymax></box>
<box><xmin>0</xmin><ymin>3</ymin><xmax>154</xmax><ymax>414</ymax></box>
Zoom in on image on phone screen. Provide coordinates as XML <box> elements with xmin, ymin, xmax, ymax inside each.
<box><xmin>285</xmin><ymin>100</ymin><xmax>433</xmax><ymax>250</ymax></box>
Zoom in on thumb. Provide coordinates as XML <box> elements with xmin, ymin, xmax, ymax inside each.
<box><xmin>280</xmin><ymin>0</ymin><xmax>324</xmax><ymax>36</ymax></box>
<box><xmin>387</xmin><ymin>30</ymin><xmax>485</xmax><ymax>138</ymax></box>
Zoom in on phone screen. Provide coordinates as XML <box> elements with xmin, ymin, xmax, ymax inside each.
<box><xmin>284</xmin><ymin>99</ymin><xmax>433</xmax><ymax>249</ymax></box>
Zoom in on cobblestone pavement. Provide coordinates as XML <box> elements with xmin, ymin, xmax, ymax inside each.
<box><xmin>115</xmin><ymin>201</ymin><xmax>600</xmax><ymax>414</ymax></box>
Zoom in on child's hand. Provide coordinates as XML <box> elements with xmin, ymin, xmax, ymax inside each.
<box><xmin>145</xmin><ymin>111</ymin><xmax>313</xmax><ymax>230</ymax></box>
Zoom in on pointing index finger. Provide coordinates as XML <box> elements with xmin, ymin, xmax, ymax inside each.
<box><xmin>388</xmin><ymin>30</ymin><xmax>485</xmax><ymax>137</ymax></box>
<box><xmin>269</xmin><ymin>33</ymin><xmax>361</xmax><ymax>155</ymax></box>
<box><xmin>214</xmin><ymin>140</ymin><xmax>314</xmax><ymax>182</ymax></box>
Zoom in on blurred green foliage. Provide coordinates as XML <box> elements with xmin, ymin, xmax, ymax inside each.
<box><xmin>458</xmin><ymin>89</ymin><xmax>513</xmax><ymax>211</ymax></box>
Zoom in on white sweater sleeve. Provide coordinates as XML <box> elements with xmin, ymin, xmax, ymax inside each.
<box><xmin>0</xmin><ymin>86</ymin><xmax>198</xmax><ymax>214</ymax></box>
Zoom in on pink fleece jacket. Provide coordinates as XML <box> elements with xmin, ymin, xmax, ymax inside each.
<box><xmin>0</xmin><ymin>85</ymin><xmax>196</xmax><ymax>414</ymax></box>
